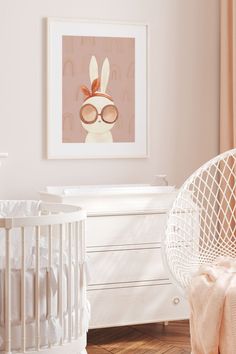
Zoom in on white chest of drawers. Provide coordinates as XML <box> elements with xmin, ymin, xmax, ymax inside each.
<box><xmin>40</xmin><ymin>185</ymin><xmax>189</xmax><ymax>328</ymax></box>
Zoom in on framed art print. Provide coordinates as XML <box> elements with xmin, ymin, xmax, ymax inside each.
<box><xmin>47</xmin><ymin>18</ymin><xmax>148</xmax><ymax>158</ymax></box>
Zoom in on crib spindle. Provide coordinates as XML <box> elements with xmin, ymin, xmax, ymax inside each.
<box><xmin>5</xmin><ymin>228</ymin><xmax>11</xmax><ymax>354</ymax></box>
<box><xmin>79</xmin><ymin>219</ymin><xmax>86</xmax><ymax>335</ymax></box>
<box><xmin>75</xmin><ymin>221</ymin><xmax>79</xmax><ymax>339</ymax></box>
<box><xmin>21</xmin><ymin>227</ymin><xmax>26</xmax><ymax>352</ymax></box>
<box><xmin>48</xmin><ymin>224</ymin><xmax>52</xmax><ymax>348</ymax></box>
<box><xmin>35</xmin><ymin>225</ymin><xmax>41</xmax><ymax>350</ymax></box>
<box><xmin>68</xmin><ymin>223</ymin><xmax>72</xmax><ymax>342</ymax></box>
<box><xmin>59</xmin><ymin>223</ymin><xmax>64</xmax><ymax>345</ymax></box>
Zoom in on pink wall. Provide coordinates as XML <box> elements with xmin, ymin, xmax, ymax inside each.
<box><xmin>0</xmin><ymin>0</ymin><xmax>220</xmax><ymax>199</ymax></box>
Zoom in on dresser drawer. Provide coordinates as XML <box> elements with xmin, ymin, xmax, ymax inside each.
<box><xmin>88</xmin><ymin>283</ymin><xmax>189</xmax><ymax>328</ymax></box>
<box><xmin>87</xmin><ymin>213</ymin><xmax>167</xmax><ymax>247</ymax></box>
<box><xmin>88</xmin><ymin>247</ymin><xmax>167</xmax><ymax>285</ymax></box>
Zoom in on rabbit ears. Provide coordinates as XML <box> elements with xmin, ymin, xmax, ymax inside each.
<box><xmin>80</xmin><ymin>56</ymin><xmax>113</xmax><ymax>101</ymax></box>
<box><xmin>89</xmin><ymin>56</ymin><xmax>110</xmax><ymax>93</ymax></box>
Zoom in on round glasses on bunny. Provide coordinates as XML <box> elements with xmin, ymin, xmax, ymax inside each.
<box><xmin>80</xmin><ymin>104</ymin><xmax>118</xmax><ymax>124</ymax></box>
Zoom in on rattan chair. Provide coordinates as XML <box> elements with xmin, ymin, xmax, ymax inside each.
<box><xmin>163</xmin><ymin>148</ymin><xmax>236</xmax><ymax>291</ymax></box>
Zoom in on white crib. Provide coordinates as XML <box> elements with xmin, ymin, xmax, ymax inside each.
<box><xmin>0</xmin><ymin>200</ymin><xmax>89</xmax><ymax>354</ymax></box>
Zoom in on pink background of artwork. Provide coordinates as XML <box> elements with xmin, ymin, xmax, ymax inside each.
<box><xmin>62</xmin><ymin>36</ymin><xmax>135</xmax><ymax>143</ymax></box>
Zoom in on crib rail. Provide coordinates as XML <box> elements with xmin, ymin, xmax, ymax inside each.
<box><xmin>0</xmin><ymin>203</ymin><xmax>86</xmax><ymax>228</ymax></box>
<box><xmin>0</xmin><ymin>202</ymin><xmax>88</xmax><ymax>354</ymax></box>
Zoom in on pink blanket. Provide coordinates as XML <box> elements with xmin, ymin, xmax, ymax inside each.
<box><xmin>188</xmin><ymin>258</ymin><xmax>236</xmax><ymax>354</ymax></box>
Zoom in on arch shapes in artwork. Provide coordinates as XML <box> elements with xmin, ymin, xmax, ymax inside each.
<box><xmin>80</xmin><ymin>36</ymin><xmax>96</xmax><ymax>47</ymax></box>
<box><xmin>63</xmin><ymin>112</ymin><xmax>74</xmax><ymax>132</ymax></box>
<box><xmin>121</xmin><ymin>89</ymin><xmax>131</xmax><ymax>102</ymax></box>
<box><xmin>63</xmin><ymin>60</ymin><xmax>74</xmax><ymax>76</ymax></box>
<box><xmin>127</xmin><ymin>62</ymin><xmax>135</xmax><ymax>80</ymax></box>
<box><xmin>110</xmin><ymin>64</ymin><xmax>121</xmax><ymax>81</ymax></box>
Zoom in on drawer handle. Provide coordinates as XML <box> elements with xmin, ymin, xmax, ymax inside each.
<box><xmin>173</xmin><ymin>297</ymin><xmax>180</xmax><ymax>305</ymax></box>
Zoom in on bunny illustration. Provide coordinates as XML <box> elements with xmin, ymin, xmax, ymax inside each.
<box><xmin>80</xmin><ymin>56</ymin><xmax>118</xmax><ymax>143</ymax></box>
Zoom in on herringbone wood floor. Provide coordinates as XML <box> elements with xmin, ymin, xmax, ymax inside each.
<box><xmin>87</xmin><ymin>320</ymin><xmax>191</xmax><ymax>353</ymax></box>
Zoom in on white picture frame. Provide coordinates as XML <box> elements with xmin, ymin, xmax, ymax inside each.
<box><xmin>47</xmin><ymin>18</ymin><xmax>148</xmax><ymax>159</ymax></box>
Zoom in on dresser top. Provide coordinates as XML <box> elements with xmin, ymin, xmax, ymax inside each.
<box><xmin>44</xmin><ymin>184</ymin><xmax>175</xmax><ymax>196</ymax></box>
<box><xmin>40</xmin><ymin>184</ymin><xmax>178</xmax><ymax>215</ymax></box>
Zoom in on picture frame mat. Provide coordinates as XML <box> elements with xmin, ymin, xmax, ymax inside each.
<box><xmin>47</xmin><ymin>18</ymin><xmax>148</xmax><ymax>159</ymax></box>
